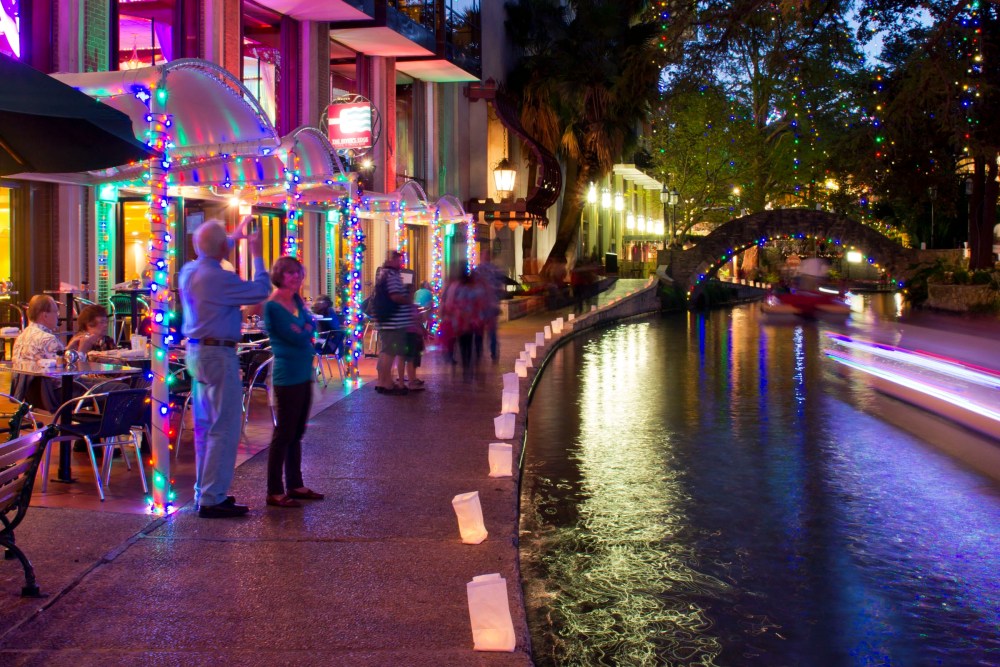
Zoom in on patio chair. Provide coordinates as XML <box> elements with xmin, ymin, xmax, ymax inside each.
<box><xmin>239</xmin><ymin>349</ymin><xmax>275</xmax><ymax>433</ymax></box>
<box><xmin>43</xmin><ymin>389</ymin><xmax>150</xmax><ymax>501</ymax></box>
<box><xmin>314</xmin><ymin>330</ymin><xmax>345</xmax><ymax>386</ymax></box>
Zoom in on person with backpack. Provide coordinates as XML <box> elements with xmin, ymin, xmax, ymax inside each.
<box><xmin>373</xmin><ymin>251</ymin><xmax>412</xmax><ymax>395</ymax></box>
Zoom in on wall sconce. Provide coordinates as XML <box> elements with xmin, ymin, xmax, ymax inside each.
<box><xmin>600</xmin><ymin>187</ymin><xmax>612</xmax><ymax>210</ymax></box>
<box><xmin>614</xmin><ymin>192</ymin><xmax>624</xmax><ymax>212</ymax></box>
<box><xmin>493</xmin><ymin>157</ymin><xmax>516</xmax><ymax>200</ymax></box>
<box><xmin>637</xmin><ymin>215</ymin><xmax>646</xmax><ymax>233</ymax></box>
<box><xmin>626</xmin><ymin>212</ymin><xmax>636</xmax><ymax>230</ymax></box>
<box><xmin>586</xmin><ymin>183</ymin><xmax>597</xmax><ymax>204</ymax></box>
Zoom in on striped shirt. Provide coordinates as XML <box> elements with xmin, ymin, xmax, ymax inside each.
<box><xmin>374</xmin><ymin>268</ymin><xmax>410</xmax><ymax>330</ymax></box>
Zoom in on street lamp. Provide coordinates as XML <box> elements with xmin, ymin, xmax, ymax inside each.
<box><xmin>599</xmin><ymin>186</ymin><xmax>611</xmax><ymax>256</ymax></box>
<box><xmin>927</xmin><ymin>186</ymin><xmax>937</xmax><ymax>249</ymax></box>
<box><xmin>493</xmin><ymin>157</ymin><xmax>516</xmax><ymax>200</ymax></box>
<box><xmin>660</xmin><ymin>185</ymin><xmax>679</xmax><ymax>247</ymax></box>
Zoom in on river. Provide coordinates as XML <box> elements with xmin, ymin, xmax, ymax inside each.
<box><xmin>520</xmin><ymin>294</ymin><xmax>1000</xmax><ymax>666</ymax></box>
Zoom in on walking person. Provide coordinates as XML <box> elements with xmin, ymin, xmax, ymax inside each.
<box><xmin>262</xmin><ymin>256</ymin><xmax>325</xmax><ymax>508</ymax></box>
<box><xmin>373</xmin><ymin>251</ymin><xmax>412</xmax><ymax>395</ymax></box>
<box><xmin>180</xmin><ymin>215</ymin><xmax>270</xmax><ymax>518</ymax></box>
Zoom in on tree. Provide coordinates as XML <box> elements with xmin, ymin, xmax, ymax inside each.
<box><xmin>858</xmin><ymin>0</ymin><xmax>1000</xmax><ymax>268</ymax></box>
<box><xmin>654</xmin><ymin>1</ymin><xmax>865</xmax><ymax>217</ymax></box>
<box><xmin>505</xmin><ymin>0</ymin><xmax>665</xmax><ymax>275</ymax></box>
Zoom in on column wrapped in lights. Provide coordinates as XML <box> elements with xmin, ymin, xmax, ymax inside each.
<box><xmin>283</xmin><ymin>156</ymin><xmax>302</xmax><ymax>257</ymax></box>
<box><xmin>325</xmin><ymin>209</ymin><xmax>339</xmax><ymax>298</ymax></box>
<box><xmin>429</xmin><ymin>206</ymin><xmax>444</xmax><ymax>334</ymax></box>
<box><xmin>466</xmin><ymin>214</ymin><xmax>478</xmax><ymax>271</ymax></box>
<box><xmin>340</xmin><ymin>180</ymin><xmax>365</xmax><ymax>378</ymax></box>
<box><xmin>395</xmin><ymin>203</ymin><xmax>408</xmax><ymax>266</ymax></box>
<box><xmin>145</xmin><ymin>107</ymin><xmax>175</xmax><ymax>514</ymax></box>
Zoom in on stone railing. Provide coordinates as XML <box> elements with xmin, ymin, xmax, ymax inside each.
<box><xmin>926</xmin><ymin>284</ymin><xmax>999</xmax><ymax>312</ymax></box>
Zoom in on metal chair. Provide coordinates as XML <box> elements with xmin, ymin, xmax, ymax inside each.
<box><xmin>314</xmin><ymin>330</ymin><xmax>346</xmax><ymax>386</ymax></box>
<box><xmin>239</xmin><ymin>349</ymin><xmax>275</xmax><ymax>433</ymax></box>
<box><xmin>168</xmin><ymin>362</ymin><xmax>195</xmax><ymax>460</ymax></box>
<box><xmin>43</xmin><ymin>389</ymin><xmax>150</xmax><ymax>501</ymax></box>
<box><xmin>107</xmin><ymin>294</ymin><xmax>149</xmax><ymax>344</ymax></box>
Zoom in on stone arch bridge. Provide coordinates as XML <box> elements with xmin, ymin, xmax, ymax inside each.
<box><xmin>665</xmin><ymin>209</ymin><xmax>921</xmax><ymax>298</ymax></box>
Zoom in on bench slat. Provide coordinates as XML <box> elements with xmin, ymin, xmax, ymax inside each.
<box><xmin>0</xmin><ymin>459</ymin><xmax>33</xmax><ymax>490</ymax></box>
<box><xmin>0</xmin><ymin>479</ymin><xmax>27</xmax><ymax>509</ymax></box>
<box><xmin>0</xmin><ymin>440</ymin><xmax>41</xmax><ymax>470</ymax></box>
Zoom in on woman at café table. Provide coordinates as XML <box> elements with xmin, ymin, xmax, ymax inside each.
<box><xmin>66</xmin><ymin>305</ymin><xmax>117</xmax><ymax>355</ymax></box>
<box><xmin>10</xmin><ymin>294</ymin><xmax>64</xmax><ymax>410</ymax></box>
<box><xmin>262</xmin><ymin>256</ymin><xmax>325</xmax><ymax>508</ymax></box>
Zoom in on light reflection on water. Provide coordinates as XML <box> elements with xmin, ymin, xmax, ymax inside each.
<box><xmin>520</xmin><ymin>298</ymin><xmax>1000</xmax><ymax>666</ymax></box>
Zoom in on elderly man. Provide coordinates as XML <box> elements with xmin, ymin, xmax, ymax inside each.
<box><xmin>180</xmin><ymin>216</ymin><xmax>270</xmax><ymax>518</ymax></box>
<box><xmin>10</xmin><ymin>294</ymin><xmax>64</xmax><ymax>411</ymax></box>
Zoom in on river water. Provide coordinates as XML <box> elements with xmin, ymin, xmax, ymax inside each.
<box><xmin>520</xmin><ymin>294</ymin><xmax>1000</xmax><ymax>666</ymax></box>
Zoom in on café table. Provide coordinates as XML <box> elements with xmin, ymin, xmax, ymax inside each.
<box><xmin>43</xmin><ymin>289</ymin><xmax>94</xmax><ymax>333</ymax></box>
<box><xmin>1</xmin><ymin>360</ymin><xmax>142</xmax><ymax>483</ymax></box>
<box><xmin>113</xmin><ymin>287</ymin><xmax>151</xmax><ymax>334</ymax></box>
<box><xmin>87</xmin><ymin>348</ymin><xmax>152</xmax><ymax>372</ymax></box>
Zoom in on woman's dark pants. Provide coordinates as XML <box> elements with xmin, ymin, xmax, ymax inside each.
<box><xmin>267</xmin><ymin>381</ymin><xmax>313</xmax><ymax>496</ymax></box>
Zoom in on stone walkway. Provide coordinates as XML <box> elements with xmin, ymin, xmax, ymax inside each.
<box><xmin>0</xmin><ymin>280</ymin><xmax>648</xmax><ymax>665</ymax></box>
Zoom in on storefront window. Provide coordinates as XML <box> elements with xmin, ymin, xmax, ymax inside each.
<box><xmin>0</xmin><ymin>188</ymin><xmax>11</xmax><ymax>283</ymax></box>
<box><xmin>119</xmin><ymin>200</ymin><xmax>176</xmax><ymax>283</ymax></box>
<box><xmin>117</xmin><ymin>1</ymin><xmax>170</xmax><ymax>69</ymax></box>
<box><xmin>243</xmin><ymin>46</ymin><xmax>278</xmax><ymax>124</ymax></box>
<box><xmin>0</xmin><ymin>0</ymin><xmax>20</xmax><ymax>59</ymax></box>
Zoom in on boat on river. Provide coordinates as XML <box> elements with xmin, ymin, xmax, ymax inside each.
<box><xmin>761</xmin><ymin>287</ymin><xmax>851</xmax><ymax>320</ymax></box>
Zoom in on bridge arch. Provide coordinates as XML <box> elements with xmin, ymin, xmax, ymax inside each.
<box><xmin>669</xmin><ymin>209</ymin><xmax>920</xmax><ymax>299</ymax></box>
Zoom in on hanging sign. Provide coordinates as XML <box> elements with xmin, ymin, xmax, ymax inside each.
<box><xmin>327</xmin><ymin>100</ymin><xmax>373</xmax><ymax>152</ymax></box>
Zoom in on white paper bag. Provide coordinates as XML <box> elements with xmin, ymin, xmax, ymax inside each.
<box><xmin>591</xmin><ymin>305</ymin><xmax>597</xmax><ymax>312</ymax></box>
<box><xmin>451</xmin><ymin>492</ymin><xmax>488</xmax><ymax>544</ymax></box>
<box><xmin>514</xmin><ymin>359</ymin><xmax>527</xmax><ymax>378</ymax></box>
<box><xmin>494</xmin><ymin>412</ymin><xmax>515</xmax><ymax>439</ymax></box>
<box><xmin>525</xmin><ymin>342</ymin><xmax>537</xmax><ymax>359</ymax></box>
<box><xmin>552</xmin><ymin>317</ymin><xmax>563</xmax><ymax>334</ymax></box>
<box><xmin>568</xmin><ymin>313</ymin><xmax>575</xmax><ymax>322</ymax></box>
<box><xmin>501</xmin><ymin>390</ymin><xmax>519</xmax><ymax>414</ymax></box>
<box><xmin>519</xmin><ymin>351</ymin><xmax>532</xmax><ymax>369</ymax></box>
<box><xmin>535</xmin><ymin>332</ymin><xmax>545</xmax><ymax>347</ymax></box>
<box><xmin>502</xmin><ymin>372</ymin><xmax>519</xmax><ymax>393</ymax></box>
<box><xmin>488</xmin><ymin>443</ymin><xmax>513</xmax><ymax>477</ymax></box>
<box><xmin>466</xmin><ymin>574</ymin><xmax>516</xmax><ymax>652</ymax></box>
<box><xmin>543</xmin><ymin>325</ymin><xmax>552</xmax><ymax>340</ymax></box>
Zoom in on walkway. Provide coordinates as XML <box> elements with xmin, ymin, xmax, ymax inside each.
<box><xmin>0</xmin><ymin>280</ymin><xmax>646</xmax><ymax>665</ymax></box>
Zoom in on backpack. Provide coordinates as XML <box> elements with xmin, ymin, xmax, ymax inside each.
<box><xmin>373</xmin><ymin>271</ymin><xmax>400</xmax><ymax>322</ymax></box>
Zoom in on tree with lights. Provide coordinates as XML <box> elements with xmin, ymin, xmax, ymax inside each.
<box><xmin>858</xmin><ymin>0</ymin><xmax>999</xmax><ymax>269</ymax></box>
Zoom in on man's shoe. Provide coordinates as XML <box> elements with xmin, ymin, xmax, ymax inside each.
<box><xmin>198</xmin><ymin>497</ymin><xmax>250</xmax><ymax>518</ymax></box>
<box><xmin>195</xmin><ymin>495</ymin><xmax>235</xmax><ymax>511</ymax></box>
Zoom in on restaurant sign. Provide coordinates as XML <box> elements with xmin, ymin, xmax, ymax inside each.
<box><xmin>327</xmin><ymin>99</ymin><xmax>374</xmax><ymax>153</ymax></box>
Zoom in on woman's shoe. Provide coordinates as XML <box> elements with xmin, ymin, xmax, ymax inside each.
<box><xmin>266</xmin><ymin>494</ymin><xmax>302</xmax><ymax>508</ymax></box>
<box><xmin>288</xmin><ymin>488</ymin><xmax>325</xmax><ymax>500</ymax></box>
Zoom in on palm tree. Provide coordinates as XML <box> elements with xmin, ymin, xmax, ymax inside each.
<box><xmin>505</xmin><ymin>0</ymin><xmax>665</xmax><ymax>275</ymax></box>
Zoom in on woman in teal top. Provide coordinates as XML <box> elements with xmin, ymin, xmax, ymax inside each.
<box><xmin>262</xmin><ymin>256</ymin><xmax>325</xmax><ymax>508</ymax></box>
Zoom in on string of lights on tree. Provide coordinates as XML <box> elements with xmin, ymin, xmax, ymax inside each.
<box><xmin>340</xmin><ymin>188</ymin><xmax>366</xmax><ymax>377</ymax></box>
<box><xmin>283</xmin><ymin>158</ymin><xmax>302</xmax><ymax>257</ymax></box>
<box><xmin>429</xmin><ymin>207</ymin><xmax>444</xmax><ymax>335</ymax></box>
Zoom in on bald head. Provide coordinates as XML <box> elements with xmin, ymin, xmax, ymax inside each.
<box><xmin>194</xmin><ymin>220</ymin><xmax>228</xmax><ymax>260</ymax></box>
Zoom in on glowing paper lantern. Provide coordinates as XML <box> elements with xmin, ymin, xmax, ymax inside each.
<box><xmin>568</xmin><ymin>313</ymin><xmax>575</xmax><ymax>322</ymax></box>
<box><xmin>466</xmin><ymin>574</ymin><xmax>516</xmax><ymax>652</ymax></box>
<box><xmin>525</xmin><ymin>342</ymin><xmax>537</xmax><ymax>359</ymax></box>
<box><xmin>452</xmin><ymin>492</ymin><xmax>488</xmax><ymax>544</ymax></box>
<box><xmin>553</xmin><ymin>318</ymin><xmax>563</xmax><ymax>334</ymax></box>
<box><xmin>591</xmin><ymin>305</ymin><xmax>597</xmax><ymax>312</ymax></box>
<box><xmin>502</xmin><ymin>372</ymin><xmax>518</xmax><ymax>393</ymax></box>
<box><xmin>494</xmin><ymin>412</ymin><xmax>515</xmax><ymax>439</ymax></box>
<box><xmin>543</xmin><ymin>325</ymin><xmax>552</xmax><ymax>340</ymax></box>
<box><xmin>519</xmin><ymin>351</ymin><xmax>532</xmax><ymax>369</ymax></box>
<box><xmin>514</xmin><ymin>360</ymin><xmax>527</xmax><ymax>378</ymax></box>
<box><xmin>534</xmin><ymin>332</ymin><xmax>545</xmax><ymax>347</ymax></box>
<box><xmin>488</xmin><ymin>443</ymin><xmax>513</xmax><ymax>477</ymax></box>
<box><xmin>501</xmin><ymin>390</ymin><xmax>519</xmax><ymax>414</ymax></box>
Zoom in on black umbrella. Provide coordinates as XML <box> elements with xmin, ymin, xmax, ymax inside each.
<box><xmin>0</xmin><ymin>53</ymin><xmax>155</xmax><ymax>176</ymax></box>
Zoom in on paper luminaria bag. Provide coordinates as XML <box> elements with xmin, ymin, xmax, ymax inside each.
<box><xmin>501</xmin><ymin>390</ymin><xmax>519</xmax><ymax>414</ymax></box>
<box><xmin>514</xmin><ymin>359</ymin><xmax>527</xmax><ymax>378</ymax></box>
<box><xmin>466</xmin><ymin>573</ymin><xmax>516</xmax><ymax>652</ymax></box>
<box><xmin>494</xmin><ymin>412</ymin><xmax>515</xmax><ymax>439</ymax></box>
<box><xmin>543</xmin><ymin>325</ymin><xmax>552</xmax><ymax>340</ymax></box>
<box><xmin>525</xmin><ymin>342</ymin><xmax>537</xmax><ymax>359</ymax></box>
<box><xmin>451</xmin><ymin>491</ymin><xmax>488</xmax><ymax>544</ymax></box>
<box><xmin>488</xmin><ymin>443</ymin><xmax>513</xmax><ymax>477</ymax></box>
<box><xmin>535</xmin><ymin>332</ymin><xmax>545</xmax><ymax>347</ymax></box>
<box><xmin>519</xmin><ymin>351</ymin><xmax>532</xmax><ymax>369</ymax></box>
<box><xmin>502</xmin><ymin>372</ymin><xmax>518</xmax><ymax>393</ymax></box>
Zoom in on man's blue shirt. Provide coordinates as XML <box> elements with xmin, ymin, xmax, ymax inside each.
<box><xmin>179</xmin><ymin>255</ymin><xmax>271</xmax><ymax>341</ymax></box>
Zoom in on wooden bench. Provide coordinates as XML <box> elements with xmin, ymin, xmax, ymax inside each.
<box><xmin>0</xmin><ymin>423</ymin><xmax>55</xmax><ymax>597</ymax></box>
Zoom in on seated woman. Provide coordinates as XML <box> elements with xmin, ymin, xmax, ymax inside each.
<box><xmin>67</xmin><ymin>305</ymin><xmax>117</xmax><ymax>355</ymax></box>
<box><xmin>10</xmin><ymin>294</ymin><xmax>64</xmax><ymax>411</ymax></box>
<box><xmin>311</xmin><ymin>294</ymin><xmax>344</xmax><ymax>357</ymax></box>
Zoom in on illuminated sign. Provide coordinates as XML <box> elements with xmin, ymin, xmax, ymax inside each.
<box><xmin>0</xmin><ymin>0</ymin><xmax>19</xmax><ymax>58</ymax></box>
<box><xmin>327</xmin><ymin>102</ymin><xmax>373</xmax><ymax>151</ymax></box>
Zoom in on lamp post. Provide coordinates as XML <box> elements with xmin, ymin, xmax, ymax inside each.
<box><xmin>927</xmin><ymin>186</ymin><xmax>937</xmax><ymax>249</ymax></box>
<box><xmin>599</xmin><ymin>186</ymin><xmax>611</xmax><ymax>256</ymax></box>
<box><xmin>612</xmin><ymin>191</ymin><xmax>624</xmax><ymax>253</ymax></box>
<box><xmin>660</xmin><ymin>186</ymin><xmax>679</xmax><ymax>247</ymax></box>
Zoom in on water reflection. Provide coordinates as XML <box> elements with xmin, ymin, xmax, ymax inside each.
<box><xmin>521</xmin><ymin>297</ymin><xmax>1000</xmax><ymax>666</ymax></box>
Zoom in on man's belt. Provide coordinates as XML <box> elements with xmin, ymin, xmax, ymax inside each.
<box><xmin>189</xmin><ymin>338</ymin><xmax>238</xmax><ymax>348</ymax></box>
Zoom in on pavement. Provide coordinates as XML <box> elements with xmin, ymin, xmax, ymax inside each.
<box><xmin>0</xmin><ymin>279</ymin><xmax>646</xmax><ymax>666</ymax></box>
